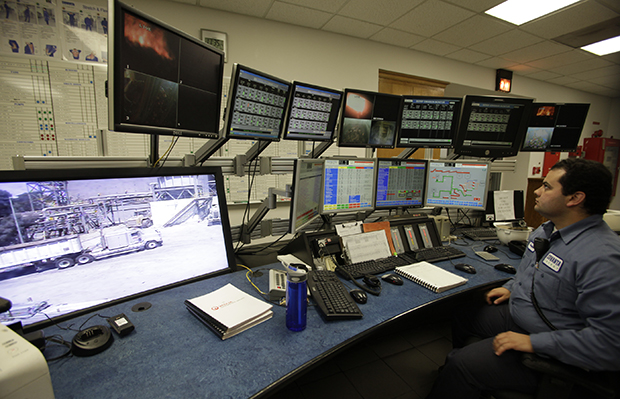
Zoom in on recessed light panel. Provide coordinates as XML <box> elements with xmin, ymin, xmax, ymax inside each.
<box><xmin>581</xmin><ymin>35</ymin><xmax>620</xmax><ymax>56</ymax></box>
<box><xmin>485</xmin><ymin>0</ymin><xmax>581</xmax><ymax>26</ymax></box>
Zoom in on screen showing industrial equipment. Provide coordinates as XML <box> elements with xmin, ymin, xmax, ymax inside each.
<box><xmin>424</xmin><ymin>160</ymin><xmax>490</xmax><ymax>210</ymax></box>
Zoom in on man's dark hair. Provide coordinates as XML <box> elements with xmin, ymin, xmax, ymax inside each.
<box><xmin>551</xmin><ymin>158</ymin><xmax>612</xmax><ymax>215</ymax></box>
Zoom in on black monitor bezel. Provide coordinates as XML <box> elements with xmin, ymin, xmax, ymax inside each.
<box><xmin>396</xmin><ymin>95</ymin><xmax>463</xmax><ymax>148</ymax></box>
<box><xmin>282</xmin><ymin>81</ymin><xmax>343</xmax><ymax>142</ymax></box>
<box><xmin>520</xmin><ymin>103</ymin><xmax>590</xmax><ymax>153</ymax></box>
<box><xmin>453</xmin><ymin>95</ymin><xmax>534</xmax><ymax>158</ymax></box>
<box><xmin>484</xmin><ymin>189</ymin><xmax>525</xmax><ymax>223</ymax></box>
<box><xmin>337</xmin><ymin>89</ymin><xmax>403</xmax><ymax>149</ymax></box>
<box><xmin>222</xmin><ymin>63</ymin><xmax>292</xmax><ymax>142</ymax></box>
<box><xmin>108</xmin><ymin>0</ymin><xmax>225</xmax><ymax>139</ymax></box>
<box><xmin>374</xmin><ymin>158</ymin><xmax>428</xmax><ymax>210</ymax></box>
<box><xmin>0</xmin><ymin>166</ymin><xmax>236</xmax><ymax>333</ymax></box>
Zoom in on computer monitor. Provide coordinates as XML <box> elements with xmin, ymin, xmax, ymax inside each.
<box><xmin>454</xmin><ymin>95</ymin><xmax>533</xmax><ymax>158</ymax></box>
<box><xmin>282</xmin><ymin>82</ymin><xmax>343</xmax><ymax>142</ymax></box>
<box><xmin>289</xmin><ymin>158</ymin><xmax>324</xmax><ymax>234</ymax></box>
<box><xmin>521</xmin><ymin>103</ymin><xmax>590</xmax><ymax>152</ymax></box>
<box><xmin>375</xmin><ymin>159</ymin><xmax>427</xmax><ymax>210</ymax></box>
<box><xmin>108</xmin><ymin>0</ymin><xmax>225</xmax><ymax>139</ymax></box>
<box><xmin>0</xmin><ymin>166</ymin><xmax>236</xmax><ymax>331</ymax></box>
<box><xmin>484</xmin><ymin>190</ymin><xmax>525</xmax><ymax>222</ymax></box>
<box><xmin>320</xmin><ymin>158</ymin><xmax>377</xmax><ymax>215</ymax></box>
<box><xmin>338</xmin><ymin>89</ymin><xmax>402</xmax><ymax>148</ymax></box>
<box><xmin>424</xmin><ymin>160</ymin><xmax>490</xmax><ymax>210</ymax></box>
<box><xmin>223</xmin><ymin>64</ymin><xmax>292</xmax><ymax>141</ymax></box>
<box><xmin>397</xmin><ymin>96</ymin><xmax>462</xmax><ymax>148</ymax></box>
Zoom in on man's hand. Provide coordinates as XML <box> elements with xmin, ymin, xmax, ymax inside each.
<box><xmin>493</xmin><ymin>331</ymin><xmax>534</xmax><ymax>356</ymax></box>
<box><xmin>486</xmin><ymin>287</ymin><xmax>511</xmax><ymax>305</ymax></box>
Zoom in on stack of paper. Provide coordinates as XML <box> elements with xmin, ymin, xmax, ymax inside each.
<box><xmin>185</xmin><ymin>283</ymin><xmax>273</xmax><ymax>340</ymax></box>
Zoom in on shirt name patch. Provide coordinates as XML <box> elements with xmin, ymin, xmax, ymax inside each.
<box><xmin>527</xmin><ymin>241</ymin><xmax>535</xmax><ymax>252</ymax></box>
<box><xmin>542</xmin><ymin>253</ymin><xmax>563</xmax><ymax>272</ymax></box>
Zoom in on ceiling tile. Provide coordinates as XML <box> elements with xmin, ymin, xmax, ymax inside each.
<box><xmin>390</xmin><ymin>1</ymin><xmax>474</xmax><ymax>37</ymax></box>
<box><xmin>445</xmin><ymin>48</ymin><xmax>492</xmax><ymax>63</ymax></box>
<box><xmin>171</xmin><ymin>0</ymin><xmax>197</xmax><ymax>5</ymax></box>
<box><xmin>432</xmin><ymin>15</ymin><xmax>511</xmax><ymax>47</ymax></box>
<box><xmin>569</xmin><ymin>64</ymin><xmax>620</xmax><ymax>80</ymax></box>
<box><xmin>198</xmin><ymin>0</ymin><xmax>273</xmax><ymax>17</ymax></box>
<box><xmin>338</xmin><ymin>0</ymin><xmax>423</xmax><ymax>25</ymax></box>
<box><xmin>266</xmin><ymin>3</ymin><xmax>332</xmax><ymax>29</ymax></box>
<box><xmin>321</xmin><ymin>15</ymin><xmax>383</xmax><ymax>39</ymax></box>
<box><xmin>565</xmin><ymin>80</ymin><xmax>610</xmax><ymax>93</ymax></box>
<box><xmin>441</xmin><ymin>0</ymin><xmax>505</xmax><ymax>13</ymax></box>
<box><xmin>411</xmin><ymin>39</ymin><xmax>461</xmax><ymax>56</ymax></box>
<box><xmin>475</xmin><ymin>57</ymin><xmax>519</xmax><ymax>69</ymax></box>
<box><xmin>501</xmin><ymin>41</ymin><xmax>571</xmax><ymax>63</ymax></box>
<box><xmin>546</xmin><ymin>76</ymin><xmax>581</xmax><ymax>85</ymax></box>
<box><xmin>511</xmin><ymin>65</ymin><xmax>543</xmax><ymax>75</ymax></box>
<box><xmin>597</xmin><ymin>0</ymin><xmax>620</xmax><ymax>14</ymax></box>
<box><xmin>526</xmin><ymin>50</ymin><xmax>594</xmax><ymax>70</ymax></box>
<box><xmin>588</xmin><ymin>74</ymin><xmax>620</xmax><ymax>88</ymax></box>
<box><xmin>370</xmin><ymin>28</ymin><xmax>426</xmax><ymax>48</ymax></box>
<box><xmin>279</xmin><ymin>0</ymin><xmax>348</xmax><ymax>13</ymax></box>
<box><xmin>549</xmin><ymin>56</ymin><xmax>616</xmax><ymax>76</ymax></box>
<box><xmin>468</xmin><ymin>29</ymin><xmax>544</xmax><ymax>56</ymax></box>
<box><xmin>526</xmin><ymin>70</ymin><xmax>563</xmax><ymax>81</ymax></box>
<box><xmin>602</xmin><ymin>52</ymin><xmax>620</xmax><ymax>64</ymax></box>
<box><xmin>520</xmin><ymin>1</ymin><xmax>619</xmax><ymax>40</ymax></box>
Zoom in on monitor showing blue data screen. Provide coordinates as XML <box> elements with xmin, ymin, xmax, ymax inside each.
<box><xmin>289</xmin><ymin>158</ymin><xmax>324</xmax><ymax>234</ymax></box>
<box><xmin>108</xmin><ymin>0</ymin><xmax>225</xmax><ymax>138</ymax></box>
<box><xmin>454</xmin><ymin>95</ymin><xmax>533</xmax><ymax>158</ymax></box>
<box><xmin>397</xmin><ymin>96</ymin><xmax>462</xmax><ymax>148</ymax></box>
<box><xmin>521</xmin><ymin>103</ymin><xmax>589</xmax><ymax>152</ymax></box>
<box><xmin>223</xmin><ymin>64</ymin><xmax>292</xmax><ymax>141</ymax></box>
<box><xmin>424</xmin><ymin>160</ymin><xmax>490</xmax><ymax>210</ymax></box>
<box><xmin>338</xmin><ymin>89</ymin><xmax>402</xmax><ymax>148</ymax></box>
<box><xmin>0</xmin><ymin>166</ymin><xmax>236</xmax><ymax>332</ymax></box>
<box><xmin>375</xmin><ymin>159</ymin><xmax>427</xmax><ymax>209</ymax></box>
<box><xmin>320</xmin><ymin>158</ymin><xmax>377</xmax><ymax>215</ymax></box>
<box><xmin>283</xmin><ymin>82</ymin><xmax>342</xmax><ymax>142</ymax></box>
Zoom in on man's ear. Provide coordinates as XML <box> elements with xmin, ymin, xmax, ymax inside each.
<box><xmin>566</xmin><ymin>191</ymin><xmax>586</xmax><ymax>208</ymax></box>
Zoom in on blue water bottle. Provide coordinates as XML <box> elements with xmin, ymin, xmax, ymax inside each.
<box><xmin>285</xmin><ymin>263</ymin><xmax>308</xmax><ymax>332</ymax></box>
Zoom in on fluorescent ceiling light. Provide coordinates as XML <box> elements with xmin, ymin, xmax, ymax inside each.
<box><xmin>581</xmin><ymin>35</ymin><xmax>620</xmax><ymax>56</ymax></box>
<box><xmin>485</xmin><ymin>0</ymin><xmax>580</xmax><ymax>25</ymax></box>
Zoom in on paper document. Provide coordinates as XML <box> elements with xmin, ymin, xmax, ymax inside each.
<box><xmin>341</xmin><ymin>230</ymin><xmax>391</xmax><ymax>264</ymax></box>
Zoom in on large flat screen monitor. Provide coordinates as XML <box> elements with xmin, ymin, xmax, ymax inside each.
<box><xmin>338</xmin><ymin>89</ymin><xmax>402</xmax><ymax>149</ymax></box>
<box><xmin>424</xmin><ymin>160</ymin><xmax>490</xmax><ymax>210</ymax></box>
<box><xmin>521</xmin><ymin>103</ymin><xmax>590</xmax><ymax>152</ymax></box>
<box><xmin>282</xmin><ymin>82</ymin><xmax>342</xmax><ymax>142</ymax></box>
<box><xmin>454</xmin><ymin>95</ymin><xmax>533</xmax><ymax>158</ymax></box>
<box><xmin>289</xmin><ymin>158</ymin><xmax>324</xmax><ymax>234</ymax></box>
<box><xmin>0</xmin><ymin>167</ymin><xmax>236</xmax><ymax>331</ymax></box>
<box><xmin>108</xmin><ymin>0</ymin><xmax>225</xmax><ymax>138</ymax></box>
<box><xmin>223</xmin><ymin>64</ymin><xmax>292</xmax><ymax>141</ymax></box>
<box><xmin>397</xmin><ymin>96</ymin><xmax>462</xmax><ymax>148</ymax></box>
<box><xmin>320</xmin><ymin>158</ymin><xmax>377</xmax><ymax>215</ymax></box>
<box><xmin>375</xmin><ymin>159</ymin><xmax>427</xmax><ymax>210</ymax></box>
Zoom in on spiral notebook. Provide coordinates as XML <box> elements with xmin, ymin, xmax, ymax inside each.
<box><xmin>395</xmin><ymin>261</ymin><xmax>467</xmax><ymax>293</ymax></box>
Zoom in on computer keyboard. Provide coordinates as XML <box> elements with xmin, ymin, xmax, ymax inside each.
<box><xmin>307</xmin><ymin>270</ymin><xmax>363</xmax><ymax>319</ymax></box>
<box><xmin>336</xmin><ymin>256</ymin><xmax>410</xmax><ymax>280</ymax></box>
<box><xmin>461</xmin><ymin>227</ymin><xmax>498</xmax><ymax>241</ymax></box>
<box><xmin>409</xmin><ymin>246</ymin><xmax>466</xmax><ymax>262</ymax></box>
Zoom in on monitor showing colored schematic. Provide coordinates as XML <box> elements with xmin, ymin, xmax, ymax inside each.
<box><xmin>424</xmin><ymin>160</ymin><xmax>490</xmax><ymax>210</ymax></box>
<box><xmin>320</xmin><ymin>158</ymin><xmax>377</xmax><ymax>215</ymax></box>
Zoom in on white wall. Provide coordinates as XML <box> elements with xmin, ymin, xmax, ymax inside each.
<box><xmin>123</xmin><ymin>0</ymin><xmax>619</xmax><ymax>210</ymax></box>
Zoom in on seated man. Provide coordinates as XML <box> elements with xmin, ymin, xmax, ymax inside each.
<box><xmin>427</xmin><ymin>158</ymin><xmax>620</xmax><ymax>398</ymax></box>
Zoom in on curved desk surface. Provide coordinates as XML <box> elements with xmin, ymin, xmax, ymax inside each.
<box><xmin>44</xmin><ymin>244</ymin><xmax>519</xmax><ymax>398</ymax></box>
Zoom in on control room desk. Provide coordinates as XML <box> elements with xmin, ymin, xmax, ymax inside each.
<box><xmin>44</xmin><ymin>245</ymin><xmax>518</xmax><ymax>399</ymax></box>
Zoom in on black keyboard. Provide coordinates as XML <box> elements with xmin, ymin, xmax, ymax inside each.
<box><xmin>461</xmin><ymin>227</ymin><xmax>498</xmax><ymax>241</ymax></box>
<box><xmin>336</xmin><ymin>256</ymin><xmax>409</xmax><ymax>280</ymax></box>
<box><xmin>307</xmin><ymin>270</ymin><xmax>363</xmax><ymax>319</ymax></box>
<box><xmin>410</xmin><ymin>246</ymin><xmax>466</xmax><ymax>262</ymax></box>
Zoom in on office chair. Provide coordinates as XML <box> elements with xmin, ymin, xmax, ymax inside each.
<box><xmin>464</xmin><ymin>335</ymin><xmax>619</xmax><ymax>399</ymax></box>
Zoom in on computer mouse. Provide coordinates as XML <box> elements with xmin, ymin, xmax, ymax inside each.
<box><xmin>381</xmin><ymin>273</ymin><xmax>403</xmax><ymax>285</ymax></box>
<box><xmin>350</xmin><ymin>289</ymin><xmax>367</xmax><ymax>304</ymax></box>
<box><xmin>484</xmin><ymin>245</ymin><xmax>498</xmax><ymax>253</ymax></box>
<box><xmin>454</xmin><ymin>263</ymin><xmax>476</xmax><ymax>274</ymax></box>
<box><xmin>495</xmin><ymin>263</ymin><xmax>517</xmax><ymax>274</ymax></box>
<box><xmin>363</xmin><ymin>275</ymin><xmax>381</xmax><ymax>288</ymax></box>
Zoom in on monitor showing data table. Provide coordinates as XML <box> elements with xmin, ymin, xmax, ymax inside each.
<box><xmin>320</xmin><ymin>158</ymin><xmax>377</xmax><ymax>215</ymax></box>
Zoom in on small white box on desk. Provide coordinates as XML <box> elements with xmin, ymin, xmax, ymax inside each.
<box><xmin>0</xmin><ymin>326</ymin><xmax>54</xmax><ymax>399</ymax></box>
